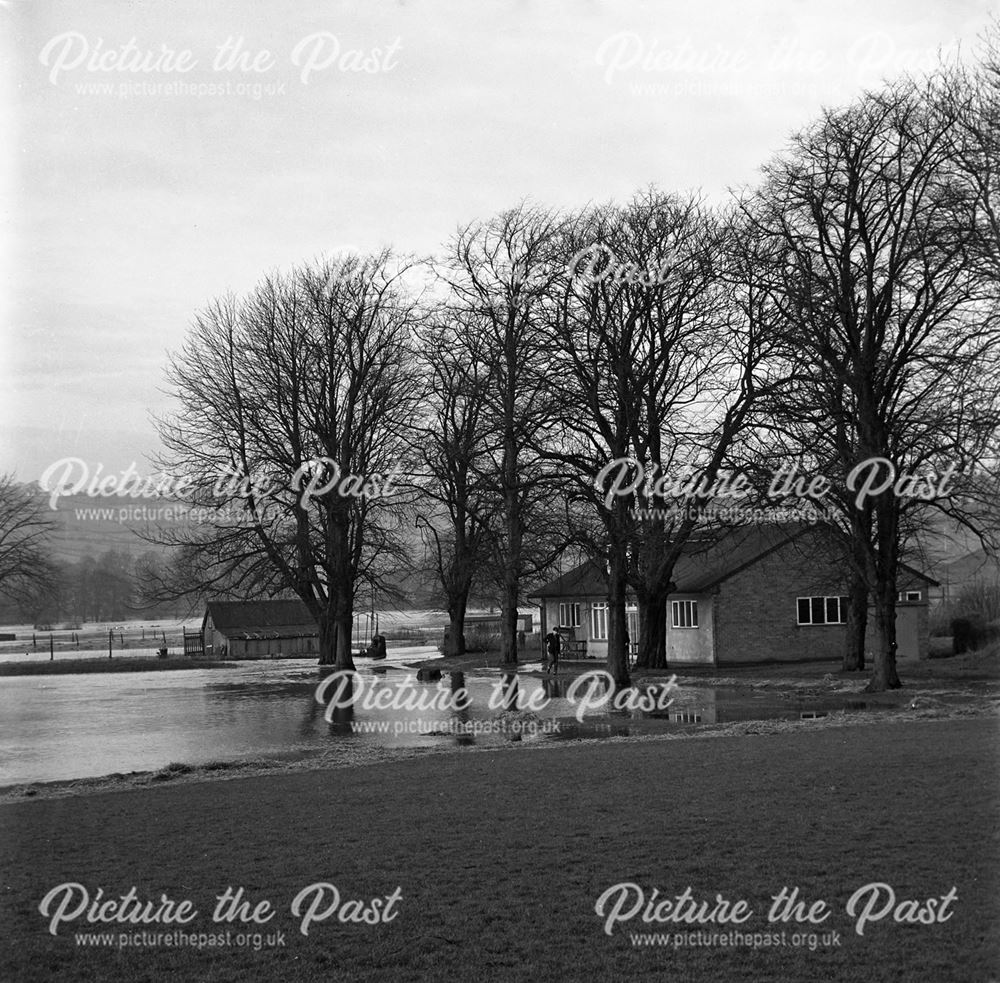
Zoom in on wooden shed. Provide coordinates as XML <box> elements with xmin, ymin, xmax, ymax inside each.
<box><xmin>201</xmin><ymin>599</ymin><xmax>319</xmax><ymax>659</ymax></box>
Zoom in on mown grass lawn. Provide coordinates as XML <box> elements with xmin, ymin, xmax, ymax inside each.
<box><xmin>1</xmin><ymin>717</ymin><xmax>997</xmax><ymax>982</ymax></box>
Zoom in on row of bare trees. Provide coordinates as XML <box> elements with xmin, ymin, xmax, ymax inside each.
<box><xmin>1</xmin><ymin>548</ymin><xmax>182</xmax><ymax>625</ymax></box>
<box><xmin>0</xmin><ymin>474</ymin><xmax>188</xmax><ymax>623</ymax></box>
<box><xmin>150</xmin><ymin>34</ymin><xmax>998</xmax><ymax>691</ymax></box>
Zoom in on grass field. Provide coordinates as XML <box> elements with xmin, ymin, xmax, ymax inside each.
<box><xmin>1</xmin><ymin>715</ymin><xmax>997</xmax><ymax>983</ymax></box>
<box><xmin>0</xmin><ymin>657</ymin><xmax>238</xmax><ymax>677</ymax></box>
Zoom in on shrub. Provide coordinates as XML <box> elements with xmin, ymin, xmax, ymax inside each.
<box><xmin>951</xmin><ymin>616</ymin><xmax>1000</xmax><ymax>654</ymax></box>
<box><xmin>954</xmin><ymin>578</ymin><xmax>1000</xmax><ymax>622</ymax></box>
<box><xmin>463</xmin><ymin>626</ymin><xmax>501</xmax><ymax>653</ymax></box>
<box><xmin>933</xmin><ymin>578</ymin><xmax>1000</xmax><ymax>649</ymax></box>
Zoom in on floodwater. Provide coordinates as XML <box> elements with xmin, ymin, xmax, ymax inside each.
<box><xmin>0</xmin><ymin>654</ymin><xmax>873</xmax><ymax>786</ymax></box>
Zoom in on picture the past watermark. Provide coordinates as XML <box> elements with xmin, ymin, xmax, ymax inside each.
<box><xmin>595</xmin><ymin>881</ymin><xmax>959</xmax><ymax>944</ymax></box>
<box><xmin>37</xmin><ymin>455</ymin><xmax>968</xmax><ymax>522</ymax></box>
<box><xmin>315</xmin><ymin>670</ymin><xmax>678</xmax><ymax>725</ymax></box>
<box><xmin>38</xmin><ymin>882</ymin><xmax>404</xmax><ymax>943</ymax></box>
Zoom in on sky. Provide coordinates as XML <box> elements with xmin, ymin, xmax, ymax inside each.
<box><xmin>2</xmin><ymin>0</ymin><xmax>995</xmax><ymax>484</ymax></box>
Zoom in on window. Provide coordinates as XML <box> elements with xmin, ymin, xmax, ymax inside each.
<box><xmin>897</xmin><ymin>590</ymin><xmax>921</xmax><ymax>602</ymax></box>
<box><xmin>797</xmin><ymin>596</ymin><xmax>847</xmax><ymax>625</ymax></box>
<box><xmin>590</xmin><ymin>603</ymin><xmax>608</xmax><ymax>640</ymax></box>
<box><xmin>672</xmin><ymin>711</ymin><xmax>703</xmax><ymax>724</ymax></box>
<box><xmin>558</xmin><ymin>602</ymin><xmax>581</xmax><ymax>628</ymax></box>
<box><xmin>671</xmin><ymin>600</ymin><xmax>699</xmax><ymax>629</ymax></box>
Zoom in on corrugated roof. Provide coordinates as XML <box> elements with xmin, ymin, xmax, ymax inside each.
<box><xmin>203</xmin><ymin>599</ymin><xmax>317</xmax><ymax>635</ymax></box>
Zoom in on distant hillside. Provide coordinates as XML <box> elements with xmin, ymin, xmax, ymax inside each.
<box><xmin>42</xmin><ymin>493</ymin><xmax>439</xmax><ymax>606</ymax></box>
<box><xmin>44</xmin><ymin>493</ymin><xmax>184</xmax><ymax>564</ymax></box>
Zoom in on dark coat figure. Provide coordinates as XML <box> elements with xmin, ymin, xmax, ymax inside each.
<box><xmin>545</xmin><ymin>630</ymin><xmax>561</xmax><ymax>673</ymax></box>
<box><xmin>368</xmin><ymin>633</ymin><xmax>387</xmax><ymax>660</ymax></box>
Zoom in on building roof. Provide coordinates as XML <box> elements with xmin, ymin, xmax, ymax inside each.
<box><xmin>530</xmin><ymin>523</ymin><xmax>937</xmax><ymax>599</ymax></box>
<box><xmin>203</xmin><ymin>599</ymin><xmax>317</xmax><ymax>638</ymax></box>
<box><xmin>529</xmin><ymin>560</ymin><xmax>610</xmax><ymax>599</ymax></box>
<box><xmin>670</xmin><ymin>523</ymin><xmax>811</xmax><ymax>592</ymax></box>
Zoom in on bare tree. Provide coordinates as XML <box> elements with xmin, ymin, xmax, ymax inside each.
<box><xmin>750</xmin><ymin>75</ymin><xmax>1000</xmax><ymax>690</ymax></box>
<box><xmin>156</xmin><ymin>251</ymin><xmax>423</xmax><ymax>668</ymax></box>
<box><xmin>942</xmin><ymin>19</ymin><xmax>1000</xmax><ymax>284</ymax></box>
<box><xmin>410</xmin><ymin>320</ymin><xmax>494</xmax><ymax>655</ymax></box>
<box><xmin>0</xmin><ymin>475</ymin><xmax>58</xmax><ymax>608</ymax></box>
<box><xmin>543</xmin><ymin>192</ymin><xmax>777</xmax><ymax>683</ymax></box>
<box><xmin>436</xmin><ymin>203</ymin><xmax>570</xmax><ymax>665</ymax></box>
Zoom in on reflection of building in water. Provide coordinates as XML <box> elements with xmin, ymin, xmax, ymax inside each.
<box><xmin>662</xmin><ymin>685</ymin><xmax>717</xmax><ymax>724</ymax></box>
<box><xmin>541</xmin><ymin>677</ymin><xmax>564</xmax><ymax>700</ymax></box>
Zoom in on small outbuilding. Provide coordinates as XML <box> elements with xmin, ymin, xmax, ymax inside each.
<box><xmin>201</xmin><ymin>599</ymin><xmax>319</xmax><ymax>659</ymax></box>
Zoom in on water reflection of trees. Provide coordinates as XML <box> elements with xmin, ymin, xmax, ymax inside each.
<box><xmin>541</xmin><ymin>677</ymin><xmax>563</xmax><ymax>700</ymax></box>
<box><xmin>450</xmin><ymin>671</ymin><xmax>474</xmax><ymax>746</ymax></box>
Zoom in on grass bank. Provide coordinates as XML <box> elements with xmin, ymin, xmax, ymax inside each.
<box><xmin>415</xmin><ymin>643</ymin><xmax>1000</xmax><ymax>691</ymax></box>
<box><xmin>1</xmin><ymin>716</ymin><xmax>997</xmax><ymax>982</ymax></box>
<box><xmin>0</xmin><ymin>658</ymin><xmax>237</xmax><ymax>677</ymax></box>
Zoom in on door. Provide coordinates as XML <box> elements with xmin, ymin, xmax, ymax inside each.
<box><xmin>895</xmin><ymin>607</ymin><xmax>920</xmax><ymax>659</ymax></box>
<box><xmin>626</xmin><ymin>608</ymin><xmax>639</xmax><ymax>663</ymax></box>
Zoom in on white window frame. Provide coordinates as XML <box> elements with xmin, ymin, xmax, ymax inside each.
<box><xmin>796</xmin><ymin>596</ymin><xmax>848</xmax><ymax>625</ymax></box>
<box><xmin>558</xmin><ymin>602</ymin><xmax>581</xmax><ymax>628</ymax></box>
<box><xmin>672</xmin><ymin>711</ymin><xmax>703</xmax><ymax>723</ymax></box>
<box><xmin>590</xmin><ymin>603</ymin><xmax>608</xmax><ymax>640</ymax></box>
<box><xmin>897</xmin><ymin>590</ymin><xmax>922</xmax><ymax>602</ymax></box>
<box><xmin>671</xmin><ymin>599</ymin><xmax>699</xmax><ymax>629</ymax></box>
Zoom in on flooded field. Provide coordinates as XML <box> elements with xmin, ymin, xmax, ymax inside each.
<box><xmin>0</xmin><ymin>657</ymin><xmax>885</xmax><ymax>786</ymax></box>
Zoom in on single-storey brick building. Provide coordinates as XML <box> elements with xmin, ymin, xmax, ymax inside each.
<box><xmin>201</xmin><ymin>599</ymin><xmax>319</xmax><ymax>659</ymax></box>
<box><xmin>530</xmin><ymin>524</ymin><xmax>935</xmax><ymax>665</ymax></box>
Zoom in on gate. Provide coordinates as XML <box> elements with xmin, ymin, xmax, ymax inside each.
<box><xmin>183</xmin><ymin>629</ymin><xmax>205</xmax><ymax>657</ymax></box>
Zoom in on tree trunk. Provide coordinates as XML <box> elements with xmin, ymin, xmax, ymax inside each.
<box><xmin>443</xmin><ymin>593</ymin><xmax>468</xmax><ymax>657</ymax></box>
<box><xmin>842</xmin><ymin>572</ymin><xmax>867</xmax><ymax>672</ymax></box>
<box><xmin>334</xmin><ymin>612</ymin><xmax>355</xmax><ymax>670</ymax></box>
<box><xmin>635</xmin><ymin>591</ymin><xmax>668</xmax><ymax>670</ymax></box>
<box><xmin>606</xmin><ymin>550</ymin><xmax>630</xmax><ymax>688</ymax></box>
<box><xmin>865</xmin><ymin>490</ymin><xmax>901</xmax><ymax>691</ymax></box>
<box><xmin>318</xmin><ymin>583</ymin><xmax>356</xmax><ymax>670</ymax></box>
<box><xmin>499</xmin><ymin>671</ymin><xmax>519</xmax><ymax>710</ymax></box>
<box><xmin>866</xmin><ymin>580</ymin><xmax>900</xmax><ymax>691</ymax></box>
<box><xmin>318</xmin><ymin>612</ymin><xmax>335</xmax><ymax>666</ymax></box>
<box><xmin>499</xmin><ymin>580</ymin><xmax>519</xmax><ymax>665</ymax></box>
<box><xmin>631</xmin><ymin>521</ymin><xmax>676</xmax><ymax>670</ymax></box>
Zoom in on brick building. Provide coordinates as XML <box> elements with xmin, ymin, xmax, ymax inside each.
<box><xmin>530</xmin><ymin>524</ymin><xmax>935</xmax><ymax>665</ymax></box>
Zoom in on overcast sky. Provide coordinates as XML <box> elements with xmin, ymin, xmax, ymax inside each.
<box><xmin>2</xmin><ymin>0</ymin><xmax>994</xmax><ymax>483</ymax></box>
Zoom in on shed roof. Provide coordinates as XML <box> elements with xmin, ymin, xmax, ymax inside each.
<box><xmin>203</xmin><ymin>599</ymin><xmax>317</xmax><ymax>637</ymax></box>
